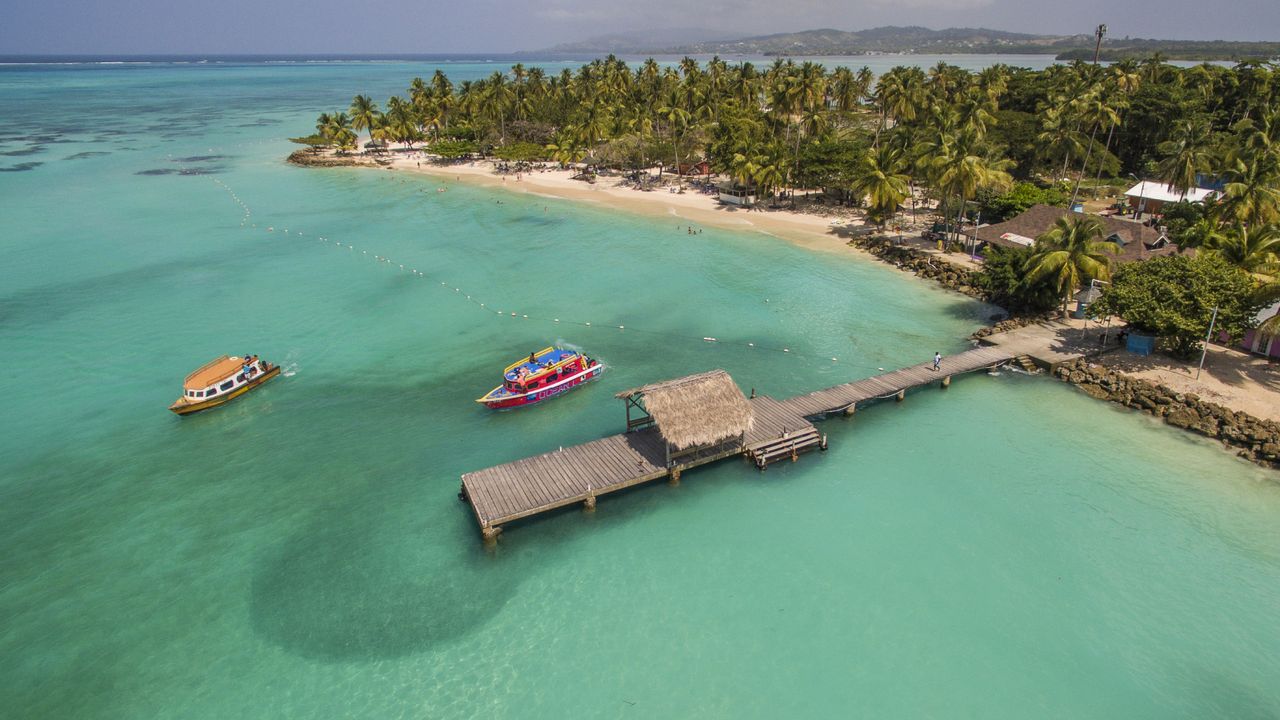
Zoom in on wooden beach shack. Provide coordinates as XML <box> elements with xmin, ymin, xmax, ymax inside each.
<box><xmin>718</xmin><ymin>183</ymin><xmax>757</xmax><ymax>207</ymax></box>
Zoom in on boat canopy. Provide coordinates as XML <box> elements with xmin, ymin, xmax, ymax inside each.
<box><xmin>183</xmin><ymin>356</ymin><xmax>244</xmax><ymax>391</ymax></box>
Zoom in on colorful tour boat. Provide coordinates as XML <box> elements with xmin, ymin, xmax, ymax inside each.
<box><xmin>169</xmin><ymin>354</ymin><xmax>280</xmax><ymax>415</ymax></box>
<box><xmin>476</xmin><ymin>346</ymin><xmax>603</xmax><ymax>409</ymax></box>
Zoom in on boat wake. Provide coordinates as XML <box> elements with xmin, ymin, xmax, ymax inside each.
<box><xmin>556</xmin><ymin>339</ymin><xmax>608</xmax><ymax>372</ymax></box>
<box><xmin>280</xmin><ymin>352</ymin><xmax>301</xmax><ymax>378</ymax></box>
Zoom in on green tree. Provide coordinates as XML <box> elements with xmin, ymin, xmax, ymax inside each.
<box><xmin>289</xmin><ymin>134</ymin><xmax>332</xmax><ymax>153</ymax></box>
<box><xmin>1027</xmin><ymin>215</ymin><xmax>1118</xmax><ymax>313</ymax></box>
<box><xmin>974</xmin><ymin>244</ymin><xmax>1060</xmax><ymax>313</ymax></box>
<box><xmin>1209</xmin><ymin>224</ymin><xmax>1280</xmax><ymax>276</ymax></box>
<box><xmin>851</xmin><ymin>145</ymin><xmax>910</xmax><ymax>228</ymax></box>
<box><xmin>429</xmin><ymin>139</ymin><xmax>479</xmax><ymax>159</ymax></box>
<box><xmin>1156</xmin><ymin>118</ymin><xmax>1213</xmax><ymax>197</ymax></box>
<box><xmin>348</xmin><ymin>95</ymin><xmax>381</xmax><ymax>146</ymax></box>
<box><xmin>978</xmin><ymin>182</ymin><xmax>1070</xmax><ymax>223</ymax></box>
<box><xmin>1091</xmin><ymin>253</ymin><xmax>1263</xmax><ymax>358</ymax></box>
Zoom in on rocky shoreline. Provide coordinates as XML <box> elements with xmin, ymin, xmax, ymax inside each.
<box><xmin>1056</xmin><ymin>359</ymin><xmax>1280</xmax><ymax>469</ymax></box>
<box><xmin>846</xmin><ymin>235</ymin><xmax>986</xmax><ymax>300</ymax></box>
<box><xmin>847</xmin><ymin>237</ymin><xmax>1278</xmax><ymax>472</ymax></box>
<box><xmin>286</xmin><ymin>150</ymin><xmax>374</xmax><ymax>167</ymax></box>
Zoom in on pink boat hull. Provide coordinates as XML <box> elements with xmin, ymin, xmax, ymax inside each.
<box><xmin>480</xmin><ymin>362</ymin><xmax>604</xmax><ymax>409</ymax></box>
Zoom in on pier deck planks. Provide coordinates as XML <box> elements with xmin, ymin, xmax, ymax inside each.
<box><xmin>461</xmin><ymin>347</ymin><xmax>1012</xmax><ymax>533</ymax></box>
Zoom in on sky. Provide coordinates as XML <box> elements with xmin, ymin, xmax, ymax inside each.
<box><xmin>0</xmin><ymin>0</ymin><xmax>1276</xmax><ymax>55</ymax></box>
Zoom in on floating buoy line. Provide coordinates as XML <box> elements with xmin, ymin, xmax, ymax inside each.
<box><xmin>212</xmin><ymin>178</ymin><xmax>844</xmax><ymax>364</ymax></box>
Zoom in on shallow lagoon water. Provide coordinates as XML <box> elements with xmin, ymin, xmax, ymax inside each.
<box><xmin>2</xmin><ymin>60</ymin><xmax>1279</xmax><ymax>719</ymax></box>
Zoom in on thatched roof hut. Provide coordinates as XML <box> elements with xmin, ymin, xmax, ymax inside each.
<box><xmin>616</xmin><ymin>370</ymin><xmax>754</xmax><ymax>451</ymax></box>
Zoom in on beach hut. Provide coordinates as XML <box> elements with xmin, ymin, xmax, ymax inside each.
<box><xmin>617</xmin><ymin>370</ymin><xmax>754</xmax><ymax>468</ymax></box>
<box><xmin>1234</xmin><ymin>301</ymin><xmax>1280</xmax><ymax>359</ymax></box>
<box><xmin>1123</xmin><ymin>180</ymin><xmax>1216</xmax><ymax>218</ymax></box>
<box><xmin>717</xmin><ymin>183</ymin><xmax>757</xmax><ymax>207</ymax></box>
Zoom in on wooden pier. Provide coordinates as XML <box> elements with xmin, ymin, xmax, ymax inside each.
<box><xmin>460</xmin><ymin>346</ymin><xmax>1012</xmax><ymax>542</ymax></box>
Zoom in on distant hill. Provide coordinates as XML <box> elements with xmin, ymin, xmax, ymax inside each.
<box><xmin>535</xmin><ymin>26</ymin><xmax>1280</xmax><ymax>61</ymax></box>
<box><xmin>530</xmin><ymin>28</ymin><xmax>738</xmax><ymax>56</ymax></box>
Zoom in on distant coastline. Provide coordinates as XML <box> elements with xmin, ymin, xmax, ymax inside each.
<box><xmin>537</xmin><ymin>26</ymin><xmax>1280</xmax><ymax>63</ymax></box>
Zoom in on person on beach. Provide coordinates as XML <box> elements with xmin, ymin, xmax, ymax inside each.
<box><xmin>933</xmin><ymin>352</ymin><xmax>942</xmax><ymax>371</ymax></box>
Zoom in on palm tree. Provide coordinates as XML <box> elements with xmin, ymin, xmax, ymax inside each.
<box><xmin>1177</xmin><ymin>215</ymin><xmax>1226</xmax><ymax>251</ymax></box>
<box><xmin>851</xmin><ymin>145</ymin><xmax>910</xmax><ymax>228</ymax></box>
<box><xmin>657</xmin><ymin>96</ymin><xmax>691</xmax><ymax>178</ymax></box>
<box><xmin>1036</xmin><ymin>106</ymin><xmax>1085</xmax><ymax>180</ymax></box>
<box><xmin>348</xmin><ymin>95</ymin><xmax>381</xmax><ymax>148</ymax></box>
<box><xmin>1209</xmin><ymin>224</ymin><xmax>1280</xmax><ymax>276</ymax></box>
<box><xmin>1219</xmin><ymin>147</ymin><xmax>1280</xmax><ymax>225</ymax></box>
<box><xmin>753</xmin><ymin>157</ymin><xmax>787</xmax><ymax>205</ymax></box>
<box><xmin>1156</xmin><ymin>118</ymin><xmax>1213</xmax><ymax>198</ymax></box>
<box><xmin>320</xmin><ymin>112</ymin><xmax>356</xmax><ymax>153</ymax></box>
<box><xmin>1070</xmin><ymin>87</ymin><xmax>1120</xmax><ymax>204</ymax></box>
<box><xmin>829</xmin><ymin>67</ymin><xmax>859</xmax><ymax>111</ymax></box>
<box><xmin>1027</xmin><ymin>215</ymin><xmax>1118</xmax><ymax>313</ymax></box>
<box><xmin>730</xmin><ymin>152</ymin><xmax>760</xmax><ymax>190</ymax></box>
<box><xmin>930</xmin><ymin>129</ymin><xmax>1013</xmax><ymax>242</ymax></box>
<box><xmin>485</xmin><ymin>72</ymin><xmax>515</xmax><ymax>144</ymax></box>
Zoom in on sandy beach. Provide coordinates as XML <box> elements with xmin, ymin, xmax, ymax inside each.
<box><xmin>376</xmin><ymin>152</ymin><xmax>866</xmax><ymax>254</ymax></box>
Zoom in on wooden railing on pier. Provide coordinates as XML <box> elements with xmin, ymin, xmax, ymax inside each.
<box><xmin>460</xmin><ymin>346</ymin><xmax>1012</xmax><ymax>541</ymax></box>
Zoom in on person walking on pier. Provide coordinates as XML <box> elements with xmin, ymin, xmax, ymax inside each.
<box><xmin>933</xmin><ymin>352</ymin><xmax>942</xmax><ymax>371</ymax></box>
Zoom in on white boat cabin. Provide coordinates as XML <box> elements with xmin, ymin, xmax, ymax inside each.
<box><xmin>182</xmin><ymin>356</ymin><xmax>267</xmax><ymax>401</ymax></box>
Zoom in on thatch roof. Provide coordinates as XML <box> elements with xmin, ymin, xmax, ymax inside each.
<box><xmin>617</xmin><ymin>370</ymin><xmax>754</xmax><ymax>450</ymax></box>
<box><xmin>974</xmin><ymin>205</ymin><xmax>1179</xmax><ymax>263</ymax></box>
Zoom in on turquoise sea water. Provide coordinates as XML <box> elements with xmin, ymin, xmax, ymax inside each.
<box><xmin>2</xmin><ymin>59</ymin><xmax>1279</xmax><ymax>719</ymax></box>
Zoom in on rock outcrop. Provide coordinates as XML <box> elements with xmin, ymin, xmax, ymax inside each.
<box><xmin>286</xmin><ymin>150</ymin><xmax>376</xmax><ymax>168</ymax></box>
<box><xmin>1055</xmin><ymin>359</ymin><xmax>1280</xmax><ymax>469</ymax></box>
<box><xmin>846</xmin><ymin>235</ymin><xmax>986</xmax><ymax>300</ymax></box>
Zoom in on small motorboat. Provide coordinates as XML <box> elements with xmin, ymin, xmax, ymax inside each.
<box><xmin>169</xmin><ymin>354</ymin><xmax>280</xmax><ymax>415</ymax></box>
<box><xmin>476</xmin><ymin>346</ymin><xmax>603</xmax><ymax>409</ymax></box>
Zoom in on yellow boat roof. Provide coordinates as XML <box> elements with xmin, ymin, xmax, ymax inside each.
<box><xmin>503</xmin><ymin>346</ymin><xmax>557</xmax><ymax>374</ymax></box>
<box><xmin>184</xmin><ymin>356</ymin><xmax>243</xmax><ymax>390</ymax></box>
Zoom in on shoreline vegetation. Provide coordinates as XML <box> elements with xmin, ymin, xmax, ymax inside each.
<box><xmin>291</xmin><ymin>55</ymin><xmax>1280</xmax><ymax>468</ymax></box>
<box><xmin>538</xmin><ymin>27</ymin><xmax>1280</xmax><ymax>64</ymax></box>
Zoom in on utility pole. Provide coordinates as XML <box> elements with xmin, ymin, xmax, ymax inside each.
<box><xmin>1093</xmin><ymin>24</ymin><xmax>1107</xmax><ymax>64</ymax></box>
<box><xmin>1196</xmin><ymin>305</ymin><xmax>1219</xmax><ymax>380</ymax></box>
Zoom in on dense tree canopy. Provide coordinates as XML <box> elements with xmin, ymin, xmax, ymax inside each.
<box><xmin>315</xmin><ymin>56</ymin><xmax>1279</xmax><ymax>230</ymax></box>
<box><xmin>1091</xmin><ymin>254</ymin><xmax>1263</xmax><ymax>358</ymax></box>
